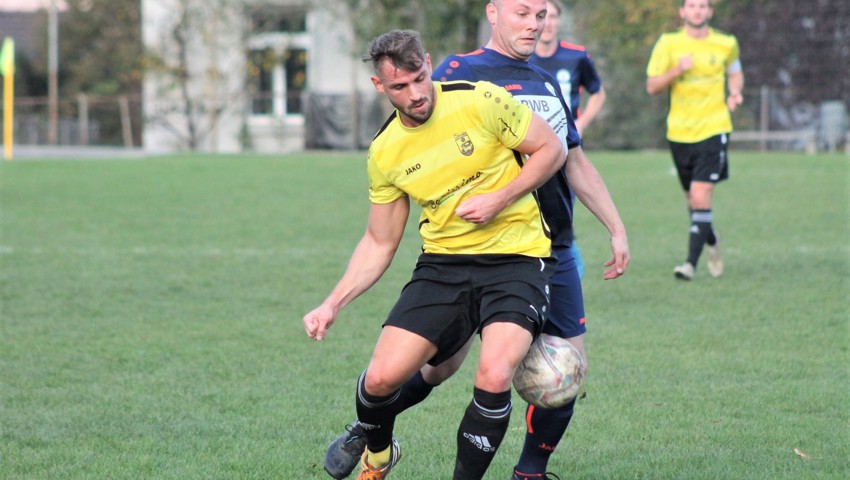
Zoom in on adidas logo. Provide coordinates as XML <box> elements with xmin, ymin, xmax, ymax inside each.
<box><xmin>462</xmin><ymin>432</ymin><xmax>496</xmax><ymax>452</ymax></box>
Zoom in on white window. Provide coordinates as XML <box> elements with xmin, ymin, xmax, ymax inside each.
<box><xmin>247</xmin><ymin>8</ymin><xmax>308</xmax><ymax>120</ymax></box>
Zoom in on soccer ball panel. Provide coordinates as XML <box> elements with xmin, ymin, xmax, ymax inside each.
<box><xmin>513</xmin><ymin>333</ymin><xmax>585</xmax><ymax>408</ymax></box>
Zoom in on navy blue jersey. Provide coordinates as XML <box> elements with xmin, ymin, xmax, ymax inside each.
<box><xmin>433</xmin><ymin>48</ymin><xmax>580</xmax><ymax>248</ymax></box>
<box><xmin>530</xmin><ymin>41</ymin><xmax>602</xmax><ymax>118</ymax></box>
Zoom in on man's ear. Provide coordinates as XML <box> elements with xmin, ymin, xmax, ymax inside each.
<box><xmin>371</xmin><ymin>76</ymin><xmax>384</xmax><ymax>94</ymax></box>
<box><xmin>486</xmin><ymin>2</ymin><xmax>498</xmax><ymax>26</ymax></box>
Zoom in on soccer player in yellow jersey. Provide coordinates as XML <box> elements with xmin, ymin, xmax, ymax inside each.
<box><xmin>303</xmin><ymin>30</ymin><xmax>566</xmax><ymax>480</ymax></box>
<box><xmin>646</xmin><ymin>0</ymin><xmax>744</xmax><ymax>280</ymax></box>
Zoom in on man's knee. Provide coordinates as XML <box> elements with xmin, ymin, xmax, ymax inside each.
<box><xmin>363</xmin><ymin>366</ymin><xmax>405</xmax><ymax>397</ymax></box>
<box><xmin>475</xmin><ymin>320</ymin><xmax>534</xmax><ymax>391</ymax></box>
<box><xmin>688</xmin><ymin>181</ymin><xmax>714</xmax><ymax>209</ymax></box>
<box><xmin>476</xmin><ymin>347</ymin><xmax>525</xmax><ymax>391</ymax></box>
<box><xmin>475</xmin><ymin>362</ymin><xmax>515</xmax><ymax>392</ymax></box>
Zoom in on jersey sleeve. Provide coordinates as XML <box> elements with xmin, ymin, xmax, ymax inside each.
<box><xmin>366</xmin><ymin>147</ymin><xmax>406</xmax><ymax>204</ymax></box>
<box><xmin>432</xmin><ymin>54</ymin><xmax>480</xmax><ymax>82</ymax></box>
<box><xmin>474</xmin><ymin>81</ymin><xmax>533</xmax><ymax>150</ymax></box>
<box><xmin>726</xmin><ymin>35</ymin><xmax>741</xmax><ymax>67</ymax></box>
<box><xmin>579</xmin><ymin>53</ymin><xmax>603</xmax><ymax>94</ymax></box>
<box><xmin>646</xmin><ymin>34</ymin><xmax>672</xmax><ymax>77</ymax></box>
<box><xmin>535</xmin><ymin>66</ymin><xmax>582</xmax><ymax>150</ymax></box>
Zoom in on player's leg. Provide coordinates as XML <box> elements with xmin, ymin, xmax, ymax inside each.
<box><xmin>399</xmin><ymin>336</ymin><xmax>475</xmax><ymax>409</ymax></box>
<box><xmin>684</xmin><ymin>134</ymin><xmax>728</xmax><ymax>278</ymax></box>
<box><xmin>686</xmin><ymin>180</ymin><xmax>715</xmax><ymax>265</ymax></box>
<box><xmin>454</xmin><ymin>320</ymin><xmax>532</xmax><ymax>480</ymax></box>
<box><xmin>670</xmin><ymin>141</ymin><xmax>698</xmax><ymax>279</ymax></box>
<box><xmin>512</xmin><ymin>336</ymin><xmax>584</xmax><ymax>480</ymax></box>
<box><xmin>325</xmin><ymin>337</ymin><xmax>474</xmax><ymax>479</ymax></box>
<box><xmin>356</xmin><ymin>326</ymin><xmax>436</xmax><ymax>474</ymax></box>
<box><xmin>513</xmin><ymin>247</ymin><xmax>587</xmax><ymax>479</ymax></box>
<box><xmin>454</xmin><ymin>255</ymin><xmax>555</xmax><ymax>480</ymax></box>
<box><xmin>326</xmin><ymin>255</ymin><xmax>479</xmax><ymax>478</ymax></box>
<box><xmin>325</xmin><ymin>335</ymin><xmax>475</xmax><ymax>478</ymax></box>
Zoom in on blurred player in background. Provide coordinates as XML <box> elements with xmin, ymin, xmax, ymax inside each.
<box><xmin>531</xmin><ymin>0</ymin><xmax>606</xmax><ymax>136</ymax></box>
<box><xmin>646</xmin><ymin>0</ymin><xmax>743</xmax><ymax>280</ymax></box>
<box><xmin>530</xmin><ymin>0</ymin><xmax>608</xmax><ymax>279</ymax></box>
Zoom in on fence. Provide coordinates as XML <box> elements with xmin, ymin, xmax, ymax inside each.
<box><xmin>3</xmin><ymin>87</ymin><xmax>848</xmax><ymax>154</ymax></box>
<box><xmin>731</xmin><ymin>86</ymin><xmax>849</xmax><ymax>154</ymax></box>
<box><xmin>2</xmin><ymin>93</ymin><xmax>142</xmax><ymax>147</ymax></box>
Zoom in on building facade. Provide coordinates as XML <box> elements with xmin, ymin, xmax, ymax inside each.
<box><xmin>142</xmin><ymin>0</ymin><xmax>380</xmax><ymax>154</ymax></box>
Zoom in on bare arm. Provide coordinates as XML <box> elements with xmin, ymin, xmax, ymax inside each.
<box><xmin>302</xmin><ymin>197</ymin><xmax>410</xmax><ymax>341</ymax></box>
<box><xmin>565</xmin><ymin>146</ymin><xmax>630</xmax><ymax>279</ymax></box>
<box><xmin>726</xmin><ymin>70</ymin><xmax>744</xmax><ymax>112</ymax></box>
<box><xmin>574</xmin><ymin>86</ymin><xmax>606</xmax><ymax>136</ymax></box>
<box><xmin>455</xmin><ymin>113</ymin><xmax>566</xmax><ymax>224</ymax></box>
<box><xmin>646</xmin><ymin>54</ymin><xmax>692</xmax><ymax>96</ymax></box>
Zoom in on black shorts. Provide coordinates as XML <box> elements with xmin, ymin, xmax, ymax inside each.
<box><xmin>669</xmin><ymin>134</ymin><xmax>730</xmax><ymax>191</ymax></box>
<box><xmin>383</xmin><ymin>253</ymin><xmax>556</xmax><ymax>366</ymax></box>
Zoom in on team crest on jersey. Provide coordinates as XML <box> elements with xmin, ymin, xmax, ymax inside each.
<box><xmin>455</xmin><ymin>132</ymin><xmax>474</xmax><ymax>156</ymax></box>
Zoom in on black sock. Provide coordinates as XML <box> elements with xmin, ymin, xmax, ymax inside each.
<box><xmin>513</xmin><ymin>399</ymin><xmax>576</xmax><ymax>475</ymax></box>
<box><xmin>355</xmin><ymin>370</ymin><xmax>402</xmax><ymax>453</ymax></box>
<box><xmin>399</xmin><ymin>370</ymin><xmax>435</xmax><ymax>411</ymax></box>
<box><xmin>453</xmin><ymin>387</ymin><xmax>512</xmax><ymax>480</ymax></box>
<box><xmin>687</xmin><ymin>209</ymin><xmax>714</xmax><ymax>266</ymax></box>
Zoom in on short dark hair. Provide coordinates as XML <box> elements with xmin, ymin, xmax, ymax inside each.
<box><xmin>363</xmin><ymin>30</ymin><xmax>426</xmax><ymax>74</ymax></box>
<box><xmin>547</xmin><ymin>0</ymin><xmax>565</xmax><ymax>16</ymax></box>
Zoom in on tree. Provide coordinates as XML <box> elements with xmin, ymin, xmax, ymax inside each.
<box><xmin>29</xmin><ymin>0</ymin><xmax>144</xmax><ymax>145</ymax></box>
<box><xmin>143</xmin><ymin>0</ymin><xmax>244</xmax><ymax>151</ymax></box>
<box><xmin>726</xmin><ymin>0</ymin><xmax>850</xmax><ymax>130</ymax></box>
<box><xmin>332</xmin><ymin>0</ymin><xmax>484</xmax><ymax>61</ymax></box>
<box><xmin>55</xmin><ymin>0</ymin><xmax>144</xmax><ymax>96</ymax></box>
<box><xmin>564</xmin><ymin>0</ymin><xmax>848</xmax><ymax>149</ymax></box>
<box><xmin>564</xmin><ymin>0</ymin><xmax>682</xmax><ymax>149</ymax></box>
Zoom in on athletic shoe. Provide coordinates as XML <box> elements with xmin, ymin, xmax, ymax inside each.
<box><xmin>511</xmin><ymin>471</ymin><xmax>562</xmax><ymax>480</ymax></box>
<box><xmin>706</xmin><ymin>235</ymin><xmax>724</xmax><ymax>277</ymax></box>
<box><xmin>356</xmin><ymin>439</ymin><xmax>402</xmax><ymax>480</ymax></box>
<box><xmin>324</xmin><ymin>422</ymin><xmax>368</xmax><ymax>479</ymax></box>
<box><xmin>673</xmin><ymin>262</ymin><xmax>695</xmax><ymax>280</ymax></box>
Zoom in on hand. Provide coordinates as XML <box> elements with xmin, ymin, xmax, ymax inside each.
<box><xmin>602</xmin><ymin>233</ymin><xmax>630</xmax><ymax>280</ymax></box>
<box><xmin>303</xmin><ymin>303</ymin><xmax>336</xmax><ymax>341</ymax></box>
<box><xmin>677</xmin><ymin>54</ymin><xmax>693</xmax><ymax>75</ymax></box>
<box><xmin>574</xmin><ymin>117</ymin><xmax>587</xmax><ymax>137</ymax></box>
<box><xmin>727</xmin><ymin>91</ymin><xmax>743</xmax><ymax>112</ymax></box>
<box><xmin>455</xmin><ymin>192</ymin><xmax>507</xmax><ymax>225</ymax></box>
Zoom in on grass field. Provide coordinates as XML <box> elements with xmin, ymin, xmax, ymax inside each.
<box><xmin>1</xmin><ymin>150</ymin><xmax>847</xmax><ymax>479</ymax></box>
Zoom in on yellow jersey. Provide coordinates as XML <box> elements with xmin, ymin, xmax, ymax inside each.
<box><xmin>647</xmin><ymin>28</ymin><xmax>740</xmax><ymax>143</ymax></box>
<box><xmin>367</xmin><ymin>80</ymin><xmax>551</xmax><ymax>257</ymax></box>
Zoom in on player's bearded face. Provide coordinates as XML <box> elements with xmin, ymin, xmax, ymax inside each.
<box><xmin>374</xmin><ymin>59</ymin><xmax>436</xmax><ymax>127</ymax></box>
<box><xmin>399</xmin><ymin>82</ymin><xmax>435</xmax><ymax>126</ymax></box>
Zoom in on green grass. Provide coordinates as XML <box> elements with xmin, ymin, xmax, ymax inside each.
<box><xmin>1</xmin><ymin>150</ymin><xmax>847</xmax><ymax>479</ymax></box>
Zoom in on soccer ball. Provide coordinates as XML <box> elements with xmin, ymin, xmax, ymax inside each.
<box><xmin>513</xmin><ymin>333</ymin><xmax>585</xmax><ymax>408</ymax></box>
